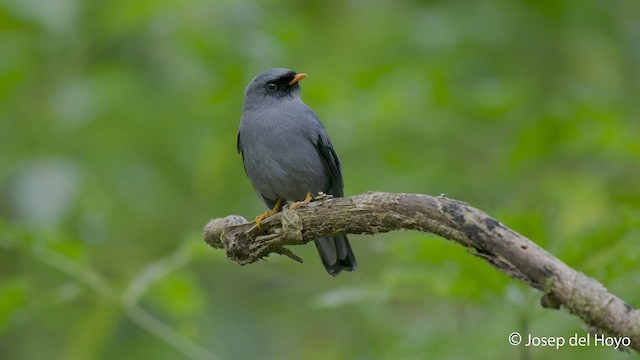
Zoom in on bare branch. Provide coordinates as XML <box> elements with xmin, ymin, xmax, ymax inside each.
<box><xmin>203</xmin><ymin>191</ymin><xmax>640</xmax><ymax>352</ymax></box>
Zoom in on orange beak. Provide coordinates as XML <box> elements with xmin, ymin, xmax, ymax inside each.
<box><xmin>289</xmin><ymin>73</ymin><xmax>307</xmax><ymax>86</ymax></box>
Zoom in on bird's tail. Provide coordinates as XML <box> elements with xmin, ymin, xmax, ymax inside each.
<box><xmin>314</xmin><ymin>235</ymin><xmax>357</xmax><ymax>276</ymax></box>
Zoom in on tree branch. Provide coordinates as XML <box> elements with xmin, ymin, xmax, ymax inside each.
<box><xmin>203</xmin><ymin>191</ymin><xmax>640</xmax><ymax>351</ymax></box>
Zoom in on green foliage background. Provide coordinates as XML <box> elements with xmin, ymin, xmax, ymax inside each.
<box><xmin>1</xmin><ymin>0</ymin><xmax>639</xmax><ymax>359</ymax></box>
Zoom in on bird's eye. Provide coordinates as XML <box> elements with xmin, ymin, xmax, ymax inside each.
<box><xmin>266</xmin><ymin>82</ymin><xmax>277</xmax><ymax>91</ymax></box>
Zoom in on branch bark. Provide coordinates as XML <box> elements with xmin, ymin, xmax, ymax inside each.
<box><xmin>203</xmin><ymin>191</ymin><xmax>640</xmax><ymax>351</ymax></box>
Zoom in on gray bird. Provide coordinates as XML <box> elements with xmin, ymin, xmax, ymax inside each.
<box><xmin>237</xmin><ymin>68</ymin><xmax>356</xmax><ymax>276</ymax></box>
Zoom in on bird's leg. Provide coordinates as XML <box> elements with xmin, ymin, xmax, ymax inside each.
<box><xmin>255</xmin><ymin>197</ymin><xmax>283</xmax><ymax>228</ymax></box>
<box><xmin>290</xmin><ymin>192</ymin><xmax>313</xmax><ymax>210</ymax></box>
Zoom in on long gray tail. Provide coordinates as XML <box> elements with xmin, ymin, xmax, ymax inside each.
<box><xmin>314</xmin><ymin>235</ymin><xmax>357</xmax><ymax>276</ymax></box>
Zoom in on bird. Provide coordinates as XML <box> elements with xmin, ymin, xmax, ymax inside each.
<box><xmin>237</xmin><ymin>68</ymin><xmax>357</xmax><ymax>276</ymax></box>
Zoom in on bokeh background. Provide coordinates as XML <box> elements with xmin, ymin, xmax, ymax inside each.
<box><xmin>1</xmin><ymin>0</ymin><xmax>639</xmax><ymax>359</ymax></box>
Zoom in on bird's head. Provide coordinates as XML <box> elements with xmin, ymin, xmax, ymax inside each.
<box><xmin>244</xmin><ymin>68</ymin><xmax>307</xmax><ymax>103</ymax></box>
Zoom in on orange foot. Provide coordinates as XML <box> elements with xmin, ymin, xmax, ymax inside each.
<box><xmin>255</xmin><ymin>197</ymin><xmax>283</xmax><ymax>228</ymax></box>
<box><xmin>290</xmin><ymin>192</ymin><xmax>313</xmax><ymax>210</ymax></box>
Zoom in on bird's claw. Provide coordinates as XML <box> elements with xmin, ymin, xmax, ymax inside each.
<box><xmin>254</xmin><ymin>197</ymin><xmax>284</xmax><ymax>228</ymax></box>
<box><xmin>254</xmin><ymin>211</ymin><xmax>270</xmax><ymax>228</ymax></box>
<box><xmin>290</xmin><ymin>192</ymin><xmax>313</xmax><ymax>210</ymax></box>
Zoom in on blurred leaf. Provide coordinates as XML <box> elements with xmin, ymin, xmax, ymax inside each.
<box><xmin>0</xmin><ymin>276</ymin><xmax>27</xmax><ymax>332</ymax></box>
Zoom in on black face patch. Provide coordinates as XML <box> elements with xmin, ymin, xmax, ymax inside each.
<box><xmin>279</xmin><ymin>70</ymin><xmax>298</xmax><ymax>85</ymax></box>
<box><xmin>263</xmin><ymin>71</ymin><xmax>298</xmax><ymax>96</ymax></box>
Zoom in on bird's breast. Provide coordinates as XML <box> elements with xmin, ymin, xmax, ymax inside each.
<box><xmin>240</xmin><ymin>111</ymin><xmax>329</xmax><ymax>202</ymax></box>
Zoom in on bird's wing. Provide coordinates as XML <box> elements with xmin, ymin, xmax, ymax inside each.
<box><xmin>237</xmin><ymin>131</ymin><xmax>254</xmax><ymax>184</ymax></box>
<box><xmin>236</xmin><ymin>132</ymin><xmax>243</xmax><ymax>155</ymax></box>
<box><xmin>237</xmin><ymin>131</ymin><xmax>249</xmax><ymax>172</ymax></box>
<box><xmin>316</xmin><ymin>130</ymin><xmax>344</xmax><ymax>197</ymax></box>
